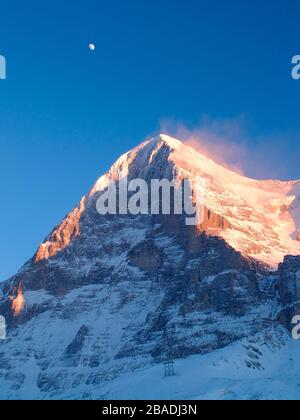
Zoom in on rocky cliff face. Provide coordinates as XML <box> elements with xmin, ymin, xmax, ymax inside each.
<box><xmin>277</xmin><ymin>256</ymin><xmax>300</xmax><ymax>329</ymax></box>
<box><xmin>0</xmin><ymin>135</ymin><xmax>299</xmax><ymax>399</ymax></box>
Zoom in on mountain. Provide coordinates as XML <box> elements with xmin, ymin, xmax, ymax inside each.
<box><xmin>33</xmin><ymin>134</ymin><xmax>300</xmax><ymax>268</ymax></box>
<box><xmin>1</xmin><ymin>134</ymin><xmax>300</xmax><ymax>400</ymax></box>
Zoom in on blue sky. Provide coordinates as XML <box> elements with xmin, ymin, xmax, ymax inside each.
<box><xmin>0</xmin><ymin>0</ymin><xmax>300</xmax><ymax>280</ymax></box>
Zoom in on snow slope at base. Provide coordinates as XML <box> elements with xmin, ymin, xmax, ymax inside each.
<box><xmin>71</xmin><ymin>329</ymin><xmax>300</xmax><ymax>401</ymax></box>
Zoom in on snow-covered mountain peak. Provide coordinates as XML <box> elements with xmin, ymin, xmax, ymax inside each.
<box><xmin>2</xmin><ymin>135</ymin><xmax>300</xmax><ymax>400</ymax></box>
<box><xmin>151</xmin><ymin>133</ymin><xmax>183</xmax><ymax>149</ymax></box>
<box><xmin>33</xmin><ymin>134</ymin><xmax>300</xmax><ymax>268</ymax></box>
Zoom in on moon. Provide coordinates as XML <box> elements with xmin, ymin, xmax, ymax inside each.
<box><xmin>89</xmin><ymin>43</ymin><xmax>96</xmax><ymax>51</ymax></box>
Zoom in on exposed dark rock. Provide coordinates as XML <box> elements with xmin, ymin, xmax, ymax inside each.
<box><xmin>277</xmin><ymin>256</ymin><xmax>300</xmax><ymax>329</ymax></box>
<box><xmin>128</xmin><ymin>240</ymin><xmax>164</xmax><ymax>273</ymax></box>
<box><xmin>66</xmin><ymin>325</ymin><xmax>89</xmax><ymax>355</ymax></box>
<box><xmin>278</xmin><ymin>256</ymin><xmax>300</xmax><ymax>306</ymax></box>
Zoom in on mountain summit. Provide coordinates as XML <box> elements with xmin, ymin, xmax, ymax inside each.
<box><xmin>36</xmin><ymin>134</ymin><xmax>300</xmax><ymax>268</ymax></box>
<box><xmin>0</xmin><ymin>134</ymin><xmax>300</xmax><ymax>399</ymax></box>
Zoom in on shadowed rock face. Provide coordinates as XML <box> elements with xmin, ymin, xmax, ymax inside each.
<box><xmin>277</xmin><ymin>256</ymin><xmax>300</xmax><ymax>329</ymax></box>
<box><xmin>278</xmin><ymin>256</ymin><xmax>300</xmax><ymax>305</ymax></box>
<box><xmin>0</xmin><ymin>210</ymin><xmax>269</xmax><ymax>374</ymax></box>
<box><xmin>66</xmin><ymin>325</ymin><xmax>89</xmax><ymax>355</ymax></box>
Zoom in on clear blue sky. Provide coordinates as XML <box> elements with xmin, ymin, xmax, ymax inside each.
<box><xmin>0</xmin><ymin>0</ymin><xmax>300</xmax><ymax>280</ymax></box>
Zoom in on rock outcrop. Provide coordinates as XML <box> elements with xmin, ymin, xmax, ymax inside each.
<box><xmin>277</xmin><ymin>256</ymin><xmax>300</xmax><ymax>329</ymax></box>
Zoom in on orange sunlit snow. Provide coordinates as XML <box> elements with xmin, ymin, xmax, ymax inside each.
<box><xmin>11</xmin><ymin>284</ymin><xmax>25</xmax><ymax>317</ymax></box>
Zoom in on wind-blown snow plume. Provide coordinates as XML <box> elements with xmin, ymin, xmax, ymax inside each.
<box><xmin>159</xmin><ymin>116</ymin><xmax>300</xmax><ymax>180</ymax></box>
